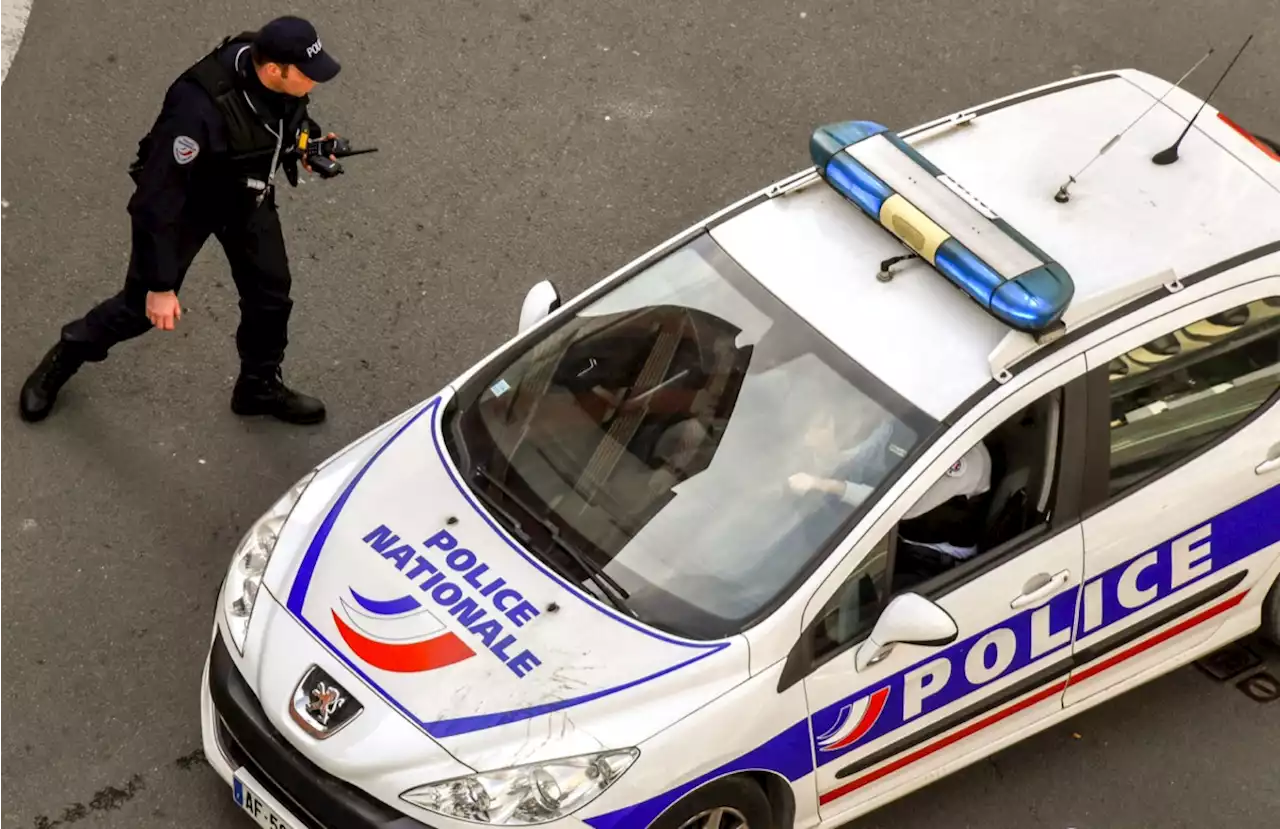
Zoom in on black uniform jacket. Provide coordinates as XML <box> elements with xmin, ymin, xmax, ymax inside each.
<box><xmin>126</xmin><ymin>34</ymin><xmax>321</xmax><ymax>292</ymax></box>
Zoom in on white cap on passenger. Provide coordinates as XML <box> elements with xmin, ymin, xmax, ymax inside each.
<box><xmin>904</xmin><ymin>442</ymin><xmax>992</xmax><ymax>519</ymax></box>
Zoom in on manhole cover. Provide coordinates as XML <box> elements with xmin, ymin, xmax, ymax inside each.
<box><xmin>1194</xmin><ymin>643</ymin><xmax>1262</xmax><ymax>681</ymax></box>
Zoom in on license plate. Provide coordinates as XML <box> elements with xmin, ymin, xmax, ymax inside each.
<box><xmin>232</xmin><ymin>769</ymin><xmax>303</xmax><ymax>829</ymax></box>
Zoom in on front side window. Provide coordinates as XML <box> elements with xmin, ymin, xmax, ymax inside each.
<box><xmin>811</xmin><ymin>533</ymin><xmax>892</xmax><ymax>663</ymax></box>
<box><xmin>446</xmin><ymin>233</ymin><xmax>936</xmax><ymax>639</ymax></box>
<box><xmin>1106</xmin><ymin>296</ymin><xmax>1280</xmax><ymax>497</ymax></box>
<box><xmin>809</xmin><ymin>383</ymin><xmax>1067</xmax><ymax>664</ymax></box>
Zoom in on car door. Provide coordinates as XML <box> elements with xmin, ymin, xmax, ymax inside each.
<box><xmin>783</xmin><ymin>355</ymin><xmax>1089</xmax><ymax>822</ymax></box>
<box><xmin>1065</xmin><ymin>276</ymin><xmax>1280</xmax><ymax>707</ymax></box>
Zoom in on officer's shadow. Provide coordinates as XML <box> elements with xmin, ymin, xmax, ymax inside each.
<box><xmin>56</xmin><ymin>380</ymin><xmax>322</xmax><ymax>552</ymax></box>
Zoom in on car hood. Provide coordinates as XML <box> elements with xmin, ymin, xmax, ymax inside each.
<box><xmin>263</xmin><ymin>389</ymin><xmax>745</xmax><ymax>768</ymax></box>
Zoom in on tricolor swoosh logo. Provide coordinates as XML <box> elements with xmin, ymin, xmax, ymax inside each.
<box><xmin>332</xmin><ymin>589</ymin><xmax>475</xmax><ymax>673</ymax></box>
<box><xmin>817</xmin><ymin>687</ymin><xmax>891</xmax><ymax>752</ymax></box>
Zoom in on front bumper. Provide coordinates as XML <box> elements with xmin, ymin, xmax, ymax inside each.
<box><xmin>202</xmin><ymin>628</ymin><xmax>434</xmax><ymax>829</ymax></box>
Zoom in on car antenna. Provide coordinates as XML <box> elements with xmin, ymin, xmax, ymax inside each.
<box><xmin>1053</xmin><ymin>47</ymin><xmax>1214</xmax><ymax>204</ymax></box>
<box><xmin>1152</xmin><ymin>33</ymin><xmax>1253</xmax><ymax>165</ymax></box>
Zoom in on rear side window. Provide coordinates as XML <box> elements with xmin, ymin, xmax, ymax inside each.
<box><xmin>1105</xmin><ymin>296</ymin><xmax>1280</xmax><ymax>497</ymax></box>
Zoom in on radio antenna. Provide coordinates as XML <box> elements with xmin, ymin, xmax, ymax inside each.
<box><xmin>1153</xmin><ymin>33</ymin><xmax>1253</xmax><ymax>165</ymax></box>
<box><xmin>1054</xmin><ymin>48</ymin><xmax>1214</xmax><ymax>203</ymax></box>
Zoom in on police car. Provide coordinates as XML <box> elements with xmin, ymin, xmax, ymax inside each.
<box><xmin>201</xmin><ymin>67</ymin><xmax>1280</xmax><ymax>829</ymax></box>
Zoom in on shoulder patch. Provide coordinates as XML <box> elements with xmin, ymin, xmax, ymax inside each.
<box><xmin>946</xmin><ymin>457</ymin><xmax>966</xmax><ymax>478</ymax></box>
<box><xmin>173</xmin><ymin>135</ymin><xmax>200</xmax><ymax>165</ymax></box>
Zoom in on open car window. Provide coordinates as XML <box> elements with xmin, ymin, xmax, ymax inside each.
<box><xmin>447</xmin><ymin>233</ymin><xmax>937</xmax><ymax>639</ymax></box>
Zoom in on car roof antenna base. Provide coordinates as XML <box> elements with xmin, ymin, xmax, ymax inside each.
<box><xmin>877</xmin><ymin>253</ymin><xmax>920</xmax><ymax>283</ymax></box>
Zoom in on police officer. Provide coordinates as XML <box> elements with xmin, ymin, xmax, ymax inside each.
<box><xmin>18</xmin><ymin>16</ymin><xmax>343</xmax><ymax>425</ymax></box>
<box><xmin>788</xmin><ymin>414</ymin><xmax>993</xmax><ymax>580</ymax></box>
<box><xmin>890</xmin><ymin>442</ymin><xmax>993</xmax><ymax>584</ymax></box>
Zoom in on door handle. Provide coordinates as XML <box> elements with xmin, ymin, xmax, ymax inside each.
<box><xmin>1258</xmin><ymin>443</ymin><xmax>1280</xmax><ymax>476</ymax></box>
<box><xmin>1010</xmin><ymin>570</ymin><xmax>1071</xmax><ymax>609</ymax></box>
<box><xmin>1257</xmin><ymin>457</ymin><xmax>1280</xmax><ymax>476</ymax></box>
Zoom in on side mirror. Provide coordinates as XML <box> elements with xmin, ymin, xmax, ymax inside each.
<box><xmin>854</xmin><ymin>593</ymin><xmax>958</xmax><ymax>672</ymax></box>
<box><xmin>518</xmin><ymin>281</ymin><xmax>562</xmax><ymax>334</ymax></box>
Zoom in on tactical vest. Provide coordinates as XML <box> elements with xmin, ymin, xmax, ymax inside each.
<box><xmin>130</xmin><ymin>33</ymin><xmax>306</xmax><ymax>184</ymax></box>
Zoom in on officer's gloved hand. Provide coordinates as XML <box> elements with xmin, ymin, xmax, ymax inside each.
<box><xmin>789</xmin><ymin>473</ymin><xmax>838</xmax><ymax>496</ymax></box>
<box><xmin>788</xmin><ymin>473</ymin><xmax>874</xmax><ymax>507</ymax></box>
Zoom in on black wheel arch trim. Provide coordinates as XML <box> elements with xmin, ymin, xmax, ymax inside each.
<box><xmin>643</xmin><ymin>769</ymin><xmax>784</xmax><ymax>829</ymax></box>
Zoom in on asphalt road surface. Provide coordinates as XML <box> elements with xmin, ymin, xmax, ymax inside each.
<box><xmin>3</xmin><ymin>1</ymin><xmax>1278</xmax><ymax>828</ymax></box>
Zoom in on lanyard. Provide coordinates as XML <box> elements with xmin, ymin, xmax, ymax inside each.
<box><xmin>234</xmin><ymin>45</ymin><xmax>288</xmax><ymax>203</ymax></box>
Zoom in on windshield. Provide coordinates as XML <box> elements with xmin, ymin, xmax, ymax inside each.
<box><xmin>447</xmin><ymin>233</ymin><xmax>937</xmax><ymax>638</ymax></box>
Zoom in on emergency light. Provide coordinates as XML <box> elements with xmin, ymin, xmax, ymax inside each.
<box><xmin>810</xmin><ymin>120</ymin><xmax>1074</xmax><ymax>334</ymax></box>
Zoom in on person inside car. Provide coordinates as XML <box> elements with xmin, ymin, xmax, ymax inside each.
<box><xmin>789</xmin><ymin>415</ymin><xmax>992</xmax><ymax>585</ymax></box>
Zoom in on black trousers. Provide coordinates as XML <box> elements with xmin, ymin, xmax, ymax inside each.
<box><xmin>61</xmin><ymin>196</ymin><xmax>293</xmax><ymax>376</ymax></box>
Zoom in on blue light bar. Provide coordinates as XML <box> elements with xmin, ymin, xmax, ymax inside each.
<box><xmin>824</xmin><ymin>154</ymin><xmax>892</xmax><ymax>217</ymax></box>
<box><xmin>809</xmin><ymin>119</ymin><xmax>1075</xmax><ymax>334</ymax></box>
<box><xmin>810</xmin><ymin>121</ymin><xmax>888</xmax><ymax>170</ymax></box>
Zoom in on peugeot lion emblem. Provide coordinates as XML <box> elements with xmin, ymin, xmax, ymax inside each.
<box><xmin>290</xmin><ymin>666</ymin><xmax>363</xmax><ymax>738</ymax></box>
<box><xmin>306</xmin><ymin>682</ymin><xmax>345</xmax><ymax>724</ymax></box>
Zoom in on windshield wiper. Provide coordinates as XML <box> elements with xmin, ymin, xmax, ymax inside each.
<box><xmin>471</xmin><ymin>465</ymin><xmax>638</xmax><ymax>618</ymax></box>
<box><xmin>468</xmin><ymin>482</ymin><xmax>534</xmax><ymax>545</ymax></box>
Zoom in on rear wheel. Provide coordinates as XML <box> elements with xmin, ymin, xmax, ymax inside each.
<box><xmin>1262</xmin><ymin>575</ymin><xmax>1280</xmax><ymax>647</ymax></box>
<box><xmin>653</xmin><ymin>777</ymin><xmax>773</xmax><ymax>829</ymax></box>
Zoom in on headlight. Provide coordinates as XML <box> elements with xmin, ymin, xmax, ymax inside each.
<box><xmin>401</xmin><ymin>749</ymin><xmax>639</xmax><ymax>825</ymax></box>
<box><xmin>222</xmin><ymin>469</ymin><xmax>317</xmax><ymax>653</ymax></box>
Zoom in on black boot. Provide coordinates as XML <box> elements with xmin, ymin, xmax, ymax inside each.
<box><xmin>231</xmin><ymin>367</ymin><xmax>326</xmax><ymax>425</ymax></box>
<box><xmin>19</xmin><ymin>342</ymin><xmax>86</xmax><ymax>422</ymax></box>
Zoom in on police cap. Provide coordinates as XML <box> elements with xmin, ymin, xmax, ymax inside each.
<box><xmin>254</xmin><ymin>16</ymin><xmax>341</xmax><ymax>82</ymax></box>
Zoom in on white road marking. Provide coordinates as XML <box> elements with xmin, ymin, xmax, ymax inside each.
<box><xmin>2</xmin><ymin>0</ymin><xmax>34</xmax><ymax>84</ymax></box>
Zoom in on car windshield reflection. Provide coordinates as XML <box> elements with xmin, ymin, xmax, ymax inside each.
<box><xmin>447</xmin><ymin>233</ymin><xmax>937</xmax><ymax>639</ymax></box>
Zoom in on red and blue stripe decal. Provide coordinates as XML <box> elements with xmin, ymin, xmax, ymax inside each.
<box><xmin>331</xmin><ymin>589</ymin><xmax>476</xmax><ymax>674</ymax></box>
<box><xmin>814</xmin><ymin>687</ymin><xmax>892</xmax><ymax>753</ymax></box>
<box><xmin>350</xmin><ymin>590</ymin><xmax>423</xmax><ymax>615</ymax></box>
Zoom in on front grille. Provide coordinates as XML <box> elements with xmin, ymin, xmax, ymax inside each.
<box><xmin>208</xmin><ymin>630</ymin><xmax>435</xmax><ymax>829</ymax></box>
<box><xmin>215</xmin><ymin>714</ymin><xmax>328</xmax><ymax>829</ymax></box>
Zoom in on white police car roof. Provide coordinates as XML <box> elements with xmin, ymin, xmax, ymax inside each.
<box><xmin>709</xmin><ymin>69</ymin><xmax>1280</xmax><ymax>421</ymax></box>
